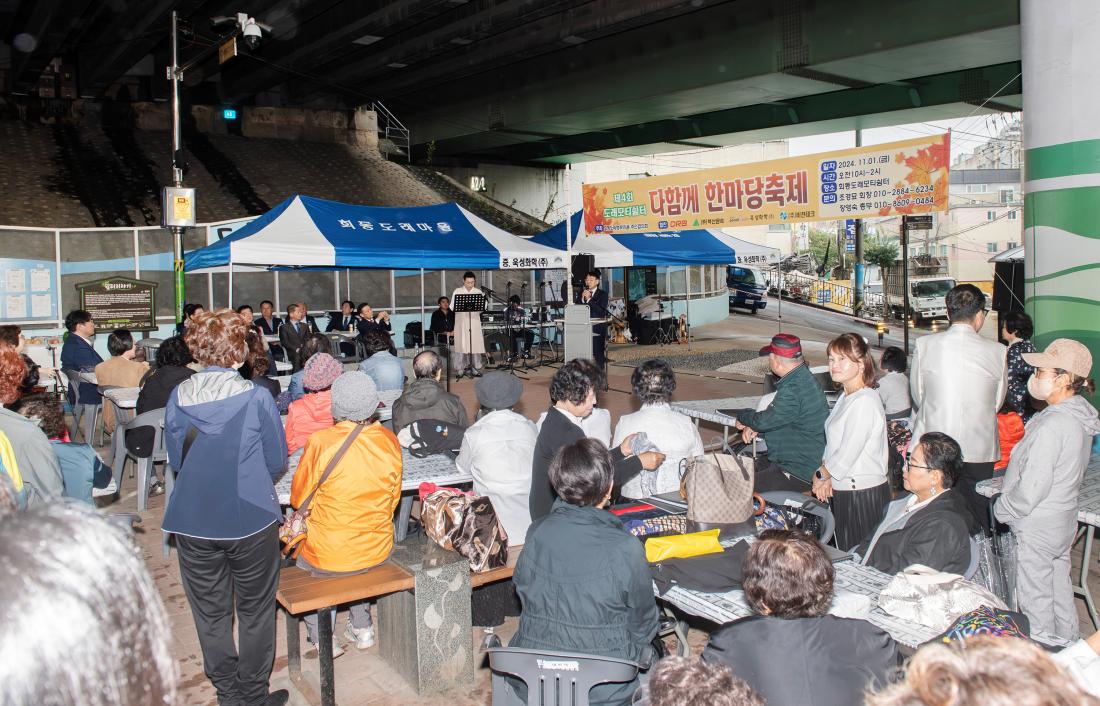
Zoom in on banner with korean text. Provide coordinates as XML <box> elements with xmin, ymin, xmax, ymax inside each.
<box><xmin>581</xmin><ymin>133</ymin><xmax>950</xmax><ymax>234</ymax></box>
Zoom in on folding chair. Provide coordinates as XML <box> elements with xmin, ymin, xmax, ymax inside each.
<box><xmin>63</xmin><ymin>368</ymin><xmax>103</xmax><ymax>445</ymax></box>
<box><xmin>487</xmin><ymin>645</ymin><xmax>640</xmax><ymax>706</ymax></box>
<box><xmin>326</xmin><ymin>332</ymin><xmax>361</xmax><ymax>364</ymax></box>
<box><xmin>111</xmin><ymin>408</ymin><xmax>167</xmax><ymax>513</ymax></box>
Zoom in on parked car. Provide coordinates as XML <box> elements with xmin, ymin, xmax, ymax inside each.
<box><xmin>727</xmin><ymin>265</ymin><xmax>768</xmax><ymax>313</ymax></box>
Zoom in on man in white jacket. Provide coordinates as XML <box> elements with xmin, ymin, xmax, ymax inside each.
<box><xmin>910</xmin><ymin>284</ymin><xmax>1006</xmax><ymax>532</ymax></box>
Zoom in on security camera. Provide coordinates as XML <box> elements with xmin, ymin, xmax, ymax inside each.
<box><xmin>241</xmin><ymin>18</ymin><xmax>262</xmax><ymax>51</ymax></box>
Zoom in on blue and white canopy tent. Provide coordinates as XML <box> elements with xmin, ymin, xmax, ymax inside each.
<box><xmin>530</xmin><ymin>211</ymin><xmax>780</xmax><ymax>267</ymax></box>
<box><xmin>184</xmin><ymin>195</ymin><xmax>567</xmax><ymax>343</ymax></box>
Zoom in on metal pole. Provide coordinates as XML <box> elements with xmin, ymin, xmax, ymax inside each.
<box><xmin>420</xmin><ymin>267</ymin><xmax>426</xmax><ymax>347</ymax></box>
<box><xmin>902</xmin><ymin>216</ymin><xmax>911</xmax><ymax>355</ymax></box>
<box><xmin>170</xmin><ymin>11</ymin><xmax>185</xmax><ymax>325</ymax></box>
<box><xmin>853</xmin><ymin>128</ymin><xmax>865</xmax><ymax>315</ymax></box>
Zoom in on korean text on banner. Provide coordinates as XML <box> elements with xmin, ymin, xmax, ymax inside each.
<box><xmin>581</xmin><ymin>133</ymin><xmax>950</xmax><ymax>234</ymax></box>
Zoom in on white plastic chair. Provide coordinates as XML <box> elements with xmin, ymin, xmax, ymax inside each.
<box><xmin>111</xmin><ymin>408</ymin><xmax>167</xmax><ymax>513</ymax></box>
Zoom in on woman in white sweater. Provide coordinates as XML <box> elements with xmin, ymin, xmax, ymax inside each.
<box><xmin>813</xmin><ymin>333</ymin><xmax>891</xmax><ymax>550</ymax></box>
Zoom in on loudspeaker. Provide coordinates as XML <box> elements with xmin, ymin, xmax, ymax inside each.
<box><xmin>571</xmin><ymin>254</ymin><xmax>595</xmax><ymax>286</ymax></box>
<box><xmin>992</xmin><ymin>262</ymin><xmax>1024</xmax><ymax>312</ymax></box>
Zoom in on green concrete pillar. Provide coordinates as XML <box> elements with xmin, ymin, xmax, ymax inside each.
<box><xmin>1022</xmin><ymin>0</ymin><xmax>1100</xmax><ymax>399</ymax></box>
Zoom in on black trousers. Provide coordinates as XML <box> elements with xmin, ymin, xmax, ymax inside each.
<box><xmin>752</xmin><ymin>456</ymin><xmax>813</xmax><ymax>493</ymax></box>
<box><xmin>592</xmin><ymin>325</ymin><xmax>607</xmax><ymax>370</ymax></box>
<box><xmin>958</xmin><ymin>461</ymin><xmax>996</xmax><ymax>534</ymax></box>
<box><xmin>177</xmin><ymin>522</ymin><xmax>281</xmax><ymax>706</ymax></box>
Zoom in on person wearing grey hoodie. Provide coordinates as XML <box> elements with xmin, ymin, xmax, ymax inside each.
<box><xmin>994</xmin><ymin>338</ymin><xmax>1099</xmax><ymax>641</ymax></box>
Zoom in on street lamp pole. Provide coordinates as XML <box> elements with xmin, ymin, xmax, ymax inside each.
<box><xmin>169</xmin><ymin>10</ymin><xmax>185</xmax><ymax>325</ymax></box>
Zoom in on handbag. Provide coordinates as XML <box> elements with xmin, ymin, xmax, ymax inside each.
<box><xmin>420</xmin><ymin>488</ymin><xmax>472</xmax><ymax>551</ymax></box>
<box><xmin>453</xmin><ymin>496</ymin><xmax>509</xmax><ymax>572</ymax></box>
<box><xmin>878</xmin><ymin>564</ymin><xmax>1007</xmax><ymax>632</ymax></box>
<box><xmin>751</xmin><ymin>493</ymin><xmax>824</xmax><ymax>538</ymax></box>
<box><xmin>278</xmin><ymin>422</ymin><xmax>365</xmax><ymax>557</ymax></box>
<box><xmin>679</xmin><ymin>453</ymin><xmax>754</xmax><ymax>525</ymax></box>
<box><xmin>644</xmin><ymin>529</ymin><xmax>723</xmax><ymax>563</ymax></box>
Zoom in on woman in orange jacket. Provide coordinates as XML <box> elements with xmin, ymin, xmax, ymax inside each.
<box><xmin>290</xmin><ymin>371</ymin><xmax>402</xmax><ymax>655</ymax></box>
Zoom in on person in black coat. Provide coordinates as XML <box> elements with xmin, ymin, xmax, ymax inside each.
<box><xmin>59</xmin><ymin>309</ymin><xmax>103</xmax><ymax>406</ymax></box>
<box><xmin>326</xmin><ymin>300</ymin><xmax>359</xmax><ymax>333</ymax></box>
<box><xmin>126</xmin><ymin>336</ymin><xmax>194</xmax><ymax>458</ymax></box>
<box><xmin>279</xmin><ymin>303</ymin><xmax>316</xmax><ymax>371</ymax></box>
<box><xmin>575</xmin><ymin>270</ymin><xmax>609</xmax><ymax>370</ymax></box>
<box><xmin>530</xmin><ymin>360</ymin><xmax>664</xmax><ymax>521</ymax></box>
<box><xmin>703</xmin><ymin>530</ymin><xmax>901</xmax><ymax>706</ymax></box>
<box><xmin>857</xmin><ymin>432</ymin><xmax>979</xmax><ymax>575</ymax></box>
<box><xmin>430</xmin><ymin>296</ymin><xmax>456</xmax><ymax>345</ymax></box>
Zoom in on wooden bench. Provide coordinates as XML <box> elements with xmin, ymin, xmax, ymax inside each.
<box><xmin>276</xmin><ymin>545</ymin><xmax>523</xmax><ymax>705</ymax></box>
<box><xmin>277</xmin><ymin>562</ymin><xmax>414</xmax><ymax>706</ymax></box>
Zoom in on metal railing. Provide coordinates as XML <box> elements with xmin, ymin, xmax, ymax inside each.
<box><xmin>372</xmin><ymin>101</ymin><xmax>410</xmax><ymax>163</ymax></box>
<box><xmin>763</xmin><ymin>268</ymin><xmax>885</xmax><ymax>318</ymax></box>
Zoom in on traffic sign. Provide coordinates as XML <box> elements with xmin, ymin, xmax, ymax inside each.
<box><xmin>905</xmin><ymin>215</ymin><xmax>934</xmax><ymax>230</ymax></box>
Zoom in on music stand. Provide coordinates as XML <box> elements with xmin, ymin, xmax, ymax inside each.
<box><xmin>452</xmin><ymin>293</ymin><xmax>486</xmax><ymax>378</ymax></box>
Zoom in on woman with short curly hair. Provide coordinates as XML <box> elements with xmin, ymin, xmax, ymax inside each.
<box><xmin>0</xmin><ymin>343</ymin><xmax>63</xmax><ymax>505</ymax></box>
<box><xmin>166</xmin><ymin>309</ymin><xmax>289</xmax><ymax>706</ymax></box>
<box><xmin>703</xmin><ymin>530</ymin><xmax>900</xmax><ymax>706</ymax></box>
<box><xmin>611</xmin><ymin>359</ymin><xmax>703</xmax><ymax>498</ymax></box>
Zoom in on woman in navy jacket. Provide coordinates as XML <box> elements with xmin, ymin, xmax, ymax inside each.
<box><xmin>164</xmin><ymin>309</ymin><xmax>289</xmax><ymax>706</ymax></box>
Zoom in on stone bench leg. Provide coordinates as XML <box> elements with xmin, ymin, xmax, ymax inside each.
<box><xmin>378</xmin><ymin>556</ymin><xmax>473</xmax><ymax>694</ymax></box>
<box><xmin>284</xmin><ymin>606</ymin><xmax>338</xmax><ymax>706</ymax></box>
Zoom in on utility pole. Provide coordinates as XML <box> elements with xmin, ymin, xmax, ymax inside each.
<box><xmin>901</xmin><ymin>215</ymin><xmax>911</xmax><ymax>356</ymax></box>
<box><xmin>852</xmin><ymin>128</ymin><xmax>865</xmax><ymax>315</ymax></box>
<box><xmin>169</xmin><ymin>10</ymin><xmax>185</xmax><ymax>325</ymax></box>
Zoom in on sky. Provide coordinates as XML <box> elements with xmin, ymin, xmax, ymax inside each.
<box><xmin>787</xmin><ymin>114</ymin><xmax>1020</xmax><ymax>162</ymax></box>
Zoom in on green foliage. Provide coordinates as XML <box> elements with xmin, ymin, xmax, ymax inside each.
<box><xmin>864</xmin><ymin>238</ymin><xmax>900</xmax><ymax>270</ymax></box>
<box><xmin>807</xmin><ymin>229</ymin><xmax>838</xmax><ymax>270</ymax></box>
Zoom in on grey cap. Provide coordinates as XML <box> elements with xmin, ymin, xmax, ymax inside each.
<box><xmin>330</xmin><ymin>370</ymin><xmax>380</xmax><ymax>421</ymax></box>
<box><xmin>475</xmin><ymin>371</ymin><xmax>524</xmax><ymax>410</ymax></box>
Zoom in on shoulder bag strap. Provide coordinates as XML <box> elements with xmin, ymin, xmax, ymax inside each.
<box><xmin>297</xmin><ymin>422</ymin><xmax>366</xmax><ymax>513</ymax></box>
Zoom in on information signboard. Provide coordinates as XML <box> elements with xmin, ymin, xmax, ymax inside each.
<box><xmin>582</xmin><ymin>134</ymin><xmax>950</xmax><ymax>234</ymax></box>
<box><xmin>76</xmin><ymin>277</ymin><xmax>158</xmax><ymax>331</ymax></box>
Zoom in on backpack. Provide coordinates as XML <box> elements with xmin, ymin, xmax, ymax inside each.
<box><xmin>406</xmin><ymin>419</ymin><xmax>466</xmax><ymax>458</ymax></box>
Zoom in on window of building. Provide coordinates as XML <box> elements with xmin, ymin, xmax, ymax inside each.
<box><xmin>939</xmin><ymin>245</ymin><xmax>948</xmax><ymax>256</ymax></box>
<box><xmin>1007</xmin><ymin>241</ymin><xmax>1019</xmax><ymax>249</ymax></box>
<box><xmin>966</xmin><ymin>184</ymin><xmax>989</xmax><ymax>194</ymax></box>
<box><xmin>987</xmin><ymin>211</ymin><xmax>996</xmax><ymax>221</ymax></box>
<box><xmin>1008</xmin><ymin>211</ymin><xmax>1018</xmax><ymax>220</ymax></box>
<box><xmin>1000</xmin><ymin>189</ymin><xmax>1014</xmax><ymax>203</ymax></box>
<box><xmin>987</xmin><ymin>242</ymin><xmax>998</xmax><ymax>253</ymax></box>
<box><xmin>768</xmin><ymin>223</ymin><xmax>791</xmax><ymax>232</ymax></box>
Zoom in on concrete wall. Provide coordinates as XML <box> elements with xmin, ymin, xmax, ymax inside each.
<box><xmin>434</xmin><ymin>162</ymin><xmax>570</xmax><ymax>223</ymax></box>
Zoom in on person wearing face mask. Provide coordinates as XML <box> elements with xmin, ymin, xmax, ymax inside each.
<box><xmin>994</xmin><ymin>338</ymin><xmax>1099</xmax><ymax>641</ymax></box>
<box><xmin>812</xmin><ymin>333</ymin><xmax>891</xmax><ymax>551</ymax></box>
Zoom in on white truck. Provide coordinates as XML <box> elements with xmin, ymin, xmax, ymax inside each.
<box><xmin>885</xmin><ymin>275</ymin><xmax>956</xmax><ymax>323</ymax></box>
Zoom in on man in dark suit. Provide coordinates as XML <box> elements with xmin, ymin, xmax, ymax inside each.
<box><xmin>326</xmin><ymin>300</ymin><xmax>359</xmax><ymax>357</ymax></box>
<box><xmin>530</xmin><ymin>360</ymin><xmax>663</xmax><ymax>521</ymax></box>
<box><xmin>429</xmin><ymin>296</ymin><xmax>455</xmax><ymax>345</ymax></box>
<box><xmin>60</xmin><ymin>309</ymin><xmax>104</xmax><ymax>407</ymax></box>
<box><xmin>279</xmin><ymin>303</ymin><xmax>315</xmax><ymax>371</ymax></box>
<box><xmin>255</xmin><ymin>300</ymin><xmax>282</xmax><ymax>336</ymax></box>
<box><xmin>326</xmin><ymin>300</ymin><xmax>359</xmax><ymax>332</ymax></box>
<box><xmin>575</xmin><ymin>269</ymin><xmax>609</xmax><ymax>370</ymax></box>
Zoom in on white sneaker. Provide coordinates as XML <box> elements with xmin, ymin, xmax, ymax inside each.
<box><xmin>92</xmin><ymin>479</ymin><xmax>118</xmax><ymax>498</ymax></box>
<box><xmin>309</xmin><ymin>638</ymin><xmax>344</xmax><ymax>660</ymax></box>
<box><xmin>344</xmin><ymin>621</ymin><xmax>375</xmax><ymax>650</ymax></box>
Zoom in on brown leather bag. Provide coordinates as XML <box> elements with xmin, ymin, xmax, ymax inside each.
<box><xmin>679</xmin><ymin>453</ymin><xmax>755</xmax><ymax>525</ymax></box>
<box><xmin>453</xmin><ymin>496</ymin><xmax>509</xmax><ymax>573</ymax></box>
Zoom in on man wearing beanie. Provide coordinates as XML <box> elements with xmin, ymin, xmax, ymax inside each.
<box><xmin>284</xmin><ymin>353</ymin><xmax>343</xmax><ymax>458</ymax></box>
<box><xmin>290</xmin><ymin>371</ymin><xmax>402</xmax><ymax>654</ymax></box>
<box><xmin>456</xmin><ymin>372</ymin><xmax>538</xmax><ymax>543</ymax></box>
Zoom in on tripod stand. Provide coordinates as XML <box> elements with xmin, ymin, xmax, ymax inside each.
<box><xmin>653</xmin><ymin>297</ymin><xmax>675</xmax><ymax>346</ymax></box>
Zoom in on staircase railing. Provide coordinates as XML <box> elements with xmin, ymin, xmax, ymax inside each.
<box><xmin>371</xmin><ymin>101</ymin><xmax>410</xmax><ymax>162</ymax></box>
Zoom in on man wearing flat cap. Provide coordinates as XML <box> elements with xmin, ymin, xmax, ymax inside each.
<box><xmin>735</xmin><ymin>333</ymin><xmax>828</xmax><ymax>492</ymax></box>
<box><xmin>455</xmin><ymin>371</ymin><xmax>538</xmax><ymax>543</ymax></box>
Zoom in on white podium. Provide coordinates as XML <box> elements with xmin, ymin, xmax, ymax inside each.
<box><xmin>564</xmin><ymin>304</ymin><xmax>593</xmax><ymax>362</ymax></box>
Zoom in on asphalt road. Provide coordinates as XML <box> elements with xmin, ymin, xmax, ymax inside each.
<box><xmin>745</xmin><ymin>295</ymin><xmax>936</xmax><ymax>352</ymax></box>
